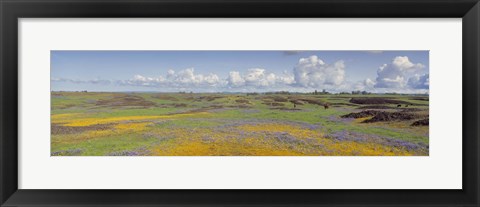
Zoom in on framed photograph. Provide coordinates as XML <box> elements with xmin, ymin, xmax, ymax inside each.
<box><xmin>1</xmin><ymin>0</ymin><xmax>479</xmax><ymax>206</ymax></box>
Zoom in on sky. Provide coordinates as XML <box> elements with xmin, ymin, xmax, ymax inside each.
<box><xmin>51</xmin><ymin>50</ymin><xmax>429</xmax><ymax>93</ymax></box>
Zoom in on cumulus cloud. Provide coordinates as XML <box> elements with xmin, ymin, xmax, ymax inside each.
<box><xmin>119</xmin><ymin>68</ymin><xmax>222</xmax><ymax>88</ymax></box>
<box><xmin>173</xmin><ymin>68</ymin><xmax>221</xmax><ymax>86</ymax></box>
<box><xmin>120</xmin><ymin>75</ymin><xmax>165</xmax><ymax>87</ymax></box>
<box><xmin>276</xmin><ymin>70</ymin><xmax>295</xmax><ymax>85</ymax></box>
<box><xmin>293</xmin><ymin>55</ymin><xmax>346</xmax><ymax>87</ymax></box>
<box><xmin>167</xmin><ymin>69</ymin><xmax>175</xmax><ymax>78</ymax></box>
<box><xmin>353</xmin><ymin>78</ymin><xmax>376</xmax><ymax>91</ymax></box>
<box><xmin>226</xmin><ymin>68</ymin><xmax>294</xmax><ymax>88</ymax></box>
<box><xmin>244</xmin><ymin>68</ymin><xmax>275</xmax><ymax>87</ymax></box>
<box><xmin>53</xmin><ymin>55</ymin><xmax>428</xmax><ymax>94</ymax></box>
<box><xmin>408</xmin><ymin>73</ymin><xmax>429</xmax><ymax>89</ymax></box>
<box><xmin>375</xmin><ymin>56</ymin><xmax>425</xmax><ymax>89</ymax></box>
<box><xmin>226</xmin><ymin>71</ymin><xmax>245</xmax><ymax>87</ymax></box>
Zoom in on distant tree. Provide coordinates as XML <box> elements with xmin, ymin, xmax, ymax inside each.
<box><xmin>361</xmin><ymin>91</ymin><xmax>371</xmax><ymax>95</ymax></box>
<box><xmin>274</xmin><ymin>91</ymin><xmax>290</xmax><ymax>95</ymax></box>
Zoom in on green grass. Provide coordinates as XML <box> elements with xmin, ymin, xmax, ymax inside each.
<box><xmin>51</xmin><ymin>133</ymin><xmax>161</xmax><ymax>156</ymax></box>
<box><xmin>51</xmin><ymin>92</ymin><xmax>429</xmax><ymax>156</ymax></box>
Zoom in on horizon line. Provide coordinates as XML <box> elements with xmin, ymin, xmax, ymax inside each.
<box><xmin>51</xmin><ymin>90</ymin><xmax>429</xmax><ymax>95</ymax></box>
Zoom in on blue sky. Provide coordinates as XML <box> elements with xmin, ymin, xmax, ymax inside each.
<box><xmin>51</xmin><ymin>50</ymin><xmax>429</xmax><ymax>93</ymax></box>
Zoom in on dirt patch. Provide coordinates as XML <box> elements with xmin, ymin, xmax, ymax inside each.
<box><xmin>235</xmin><ymin>99</ymin><xmax>251</xmax><ymax>104</ymax></box>
<box><xmin>289</xmin><ymin>100</ymin><xmax>304</xmax><ymax>105</ymax></box>
<box><xmin>269</xmin><ymin>102</ymin><xmax>285</xmax><ymax>107</ymax></box>
<box><xmin>203</xmin><ymin>104</ymin><xmax>224</xmax><ymax>109</ymax></box>
<box><xmin>196</xmin><ymin>96</ymin><xmax>223</xmax><ymax>102</ymax></box>
<box><xmin>330</xmin><ymin>103</ymin><xmax>358</xmax><ymax>107</ymax></box>
<box><xmin>411</xmin><ymin>118</ymin><xmax>429</xmax><ymax>126</ymax></box>
<box><xmin>272</xmin><ymin>96</ymin><xmax>288</xmax><ymax>102</ymax></box>
<box><xmin>357</xmin><ymin>105</ymin><xmax>397</xmax><ymax>110</ymax></box>
<box><xmin>341</xmin><ymin>110</ymin><xmax>422</xmax><ymax>123</ymax></box>
<box><xmin>158</xmin><ymin>103</ymin><xmax>189</xmax><ymax>108</ymax></box>
<box><xmin>410</xmin><ymin>97</ymin><xmax>429</xmax><ymax>101</ymax></box>
<box><xmin>341</xmin><ymin>110</ymin><xmax>381</xmax><ymax>119</ymax></box>
<box><xmin>51</xmin><ymin>92</ymin><xmax>64</xmax><ymax>97</ymax></box>
<box><xmin>270</xmin><ymin>107</ymin><xmax>301</xmax><ymax>111</ymax></box>
<box><xmin>326</xmin><ymin>98</ymin><xmax>347</xmax><ymax>100</ymax></box>
<box><xmin>262</xmin><ymin>101</ymin><xmax>285</xmax><ymax>107</ymax></box>
<box><xmin>363</xmin><ymin>111</ymin><xmax>420</xmax><ymax>123</ymax></box>
<box><xmin>51</xmin><ymin>123</ymin><xmax>114</xmax><ymax>135</ymax></box>
<box><xmin>401</xmin><ymin>108</ymin><xmax>426</xmax><ymax>112</ymax></box>
<box><xmin>96</xmin><ymin>94</ymin><xmax>156</xmax><ymax>108</ymax></box>
<box><xmin>173</xmin><ymin>103</ymin><xmax>188</xmax><ymax>108</ymax></box>
<box><xmin>234</xmin><ymin>104</ymin><xmax>252</xmax><ymax>108</ymax></box>
<box><xmin>350</xmin><ymin>98</ymin><xmax>410</xmax><ymax>105</ymax></box>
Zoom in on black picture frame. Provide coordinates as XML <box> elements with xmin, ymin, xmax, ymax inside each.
<box><xmin>1</xmin><ymin>0</ymin><xmax>479</xmax><ymax>206</ymax></box>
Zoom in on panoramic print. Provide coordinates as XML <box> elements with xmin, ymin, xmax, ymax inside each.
<box><xmin>51</xmin><ymin>51</ymin><xmax>429</xmax><ymax>156</ymax></box>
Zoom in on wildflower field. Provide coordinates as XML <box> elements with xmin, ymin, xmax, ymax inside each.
<box><xmin>51</xmin><ymin>92</ymin><xmax>429</xmax><ymax>156</ymax></box>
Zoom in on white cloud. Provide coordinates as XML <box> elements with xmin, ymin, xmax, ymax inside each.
<box><xmin>120</xmin><ymin>68</ymin><xmax>222</xmax><ymax>88</ymax></box>
<box><xmin>53</xmin><ymin>55</ymin><xmax>428</xmax><ymax>94</ymax></box>
<box><xmin>124</xmin><ymin>75</ymin><xmax>165</xmax><ymax>87</ymax></box>
<box><xmin>408</xmin><ymin>73</ymin><xmax>429</xmax><ymax>89</ymax></box>
<box><xmin>293</xmin><ymin>55</ymin><xmax>346</xmax><ymax>87</ymax></box>
<box><xmin>227</xmin><ymin>71</ymin><xmax>245</xmax><ymax>87</ymax></box>
<box><xmin>353</xmin><ymin>78</ymin><xmax>376</xmax><ymax>91</ymax></box>
<box><xmin>175</xmin><ymin>68</ymin><xmax>196</xmax><ymax>84</ymax></box>
<box><xmin>167</xmin><ymin>69</ymin><xmax>175</xmax><ymax>78</ymax></box>
<box><xmin>365</xmin><ymin>78</ymin><xmax>375</xmax><ymax>87</ymax></box>
<box><xmin>118</xmin><ymin>67</ymin><xmax>292</xmax><ymax>91</ymax></box>
<box><xmin>227</xmin><ymin>68</ymin><xmax>290</xmax><ymax>88</ymax></box>
<box><xmin>276</xmin><ymin>70</ymin><xmax>295</xmax><ymax>85</ymax></box>
<box><xmin>204</xmin><ymin>74</ymin><xmax>221</xmax><ymax>85</ymax></box>
<box><xmin>375</xmin><ymin>56</ymin><xmax>425</xmax><ymax>89</ymax></box>
<box><xmin>244</xmin><ymin>68</ymin><xmax>266</xmax><ymax>85</ymax></box>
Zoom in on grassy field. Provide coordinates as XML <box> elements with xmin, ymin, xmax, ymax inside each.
<box><xmin>51</xmin><ymin>91</ymin><xmax>429</xmax><ymax>156</ymax></box>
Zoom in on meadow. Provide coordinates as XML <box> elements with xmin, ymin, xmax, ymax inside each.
<box><xmin>51</xmin><ymin>91</ymin><xmax>429</xmax><ymax>156</ymax></box>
